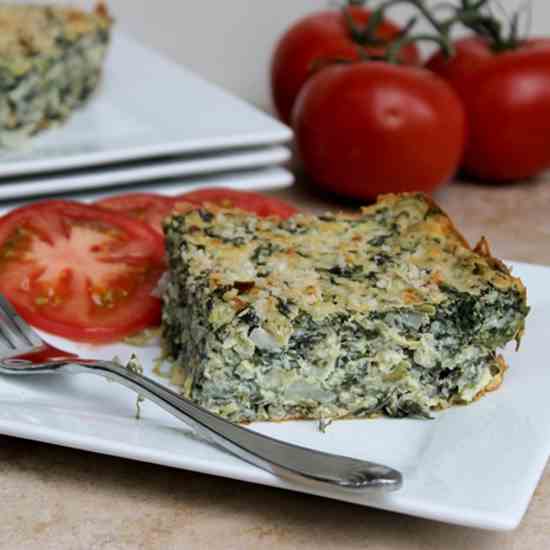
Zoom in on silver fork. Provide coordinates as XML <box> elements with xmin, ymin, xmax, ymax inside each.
<box><xmin>0</xmin><ymin>293</ymin><xmax>402</xmax><ymax>493</ymax></box>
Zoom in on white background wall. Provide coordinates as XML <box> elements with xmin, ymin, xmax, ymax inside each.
<box><xmin>39</xmin><ymin>1</ymin><xmax>550</xmax><ymax>111</ymax></box>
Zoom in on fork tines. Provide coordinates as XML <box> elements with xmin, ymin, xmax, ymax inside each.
<box><xmin>0</xmin><ymin>294</ymin><xmax>44</xmax><ymax>356</ymax></box>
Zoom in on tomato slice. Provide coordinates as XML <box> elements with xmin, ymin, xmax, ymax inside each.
<box><xmin>175</xmin><ymin>188</ymin><xmax>298</xmax><ymax>219</ymax></box>
<box><xmin>0</xmin><ymin>201</ymin><xmax>166</xmax><ymax>343</ymax></box>
<box><xmin>94</xmin><ymin>193</ymin><xmax>177</xmax><ymax>235</ymax></box>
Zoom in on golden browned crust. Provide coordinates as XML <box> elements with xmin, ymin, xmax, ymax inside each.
<box><xmin>94</xmin><ymin>2</ymin><xmax>112</xmax><ymax>23</ymax></box>
<box><xmin>373</xmin><ymin>193</ymin><xmax>471</xmax><ymax>249</ymax></box>
<box><xmin>377</xmin><ymin>193</ymin><xmax>527</xmax><ymax>296</ymax></box>
<box><xmin>484</xmin><ymin>355</ymin><xmax>509</xmax><ymax>393</ymax></box>
<box><xmin>166</xmin><ymin>192</ymin><xmax>527</xmax><ymax>422</ymax></box>
<box><xmin>0</xmin><ymin>3</ymin><xmax>111</xmax><ymax>59</ymax></box>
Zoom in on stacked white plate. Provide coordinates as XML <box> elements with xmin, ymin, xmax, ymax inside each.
<box><xmin>0</xmin><ymin>32</ymin><xmax>293</xmax><ymax>204</ymax></box>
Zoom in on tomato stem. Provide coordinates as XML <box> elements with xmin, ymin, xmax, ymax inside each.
<box><xmin>343</xmin><ymin>0</ymin><xmax>455</xmax><ymax>63</ymax></box>
<box><xmin>454</xmin><ymin>0</ymin><xmax>526</xmax><ymax>52</ymax></box>
<box><xmin>387</xmin><ymin>33</ymin><xmax>453</xmax><ymax>63</ymax></box>
<box><xmin>342</xmin><ymin>4</ymin><xmax>386</xmax><ymax>47</ymax></box>
<box><xmin>344</xmin><ymin>0</ymin><xmax>527</xmax><ymax>61</ymax></box>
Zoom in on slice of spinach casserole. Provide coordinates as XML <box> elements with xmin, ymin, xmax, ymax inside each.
<box><xmin>0</xmin><ymin>3</ymin><xmax>112</xmax><ymax>147</ymax></box>
<box><xmin>161</xmin><ymin>194</ymin><xmax>528</xmax><ymax>423</ymax></box>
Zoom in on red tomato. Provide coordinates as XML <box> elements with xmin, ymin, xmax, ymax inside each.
<box><xmin>271</xmin><ymin>7</ymin><xmax>421</xmax><ymax>124</ymax></box>
<box><xmin>293</xmin><ymin>62</ymin><xmax>466</xmax><ymax>200</ymax></box>
<box><xmin>176</xmin><ymin>188</ymin><xmax>298</xmax><ymax>219</ymax></box>
<box><xmin>425</xmin><ymin>37</ymin><xmax>494</xmax><ymax>84</ymax></box>
<box><xmin>427</xmin><ymin>37</ymin><xmax>550</xmax><ymax>181</ymax></box>
<box><xmin>94</xmin><ymin>193</ymin><xmax>177</xmax><ymax>235</ymax></box>
<box><xmin>0</xmin><ymin>201</ymin><xmax>165</xmax><ymax>343</ymax></box>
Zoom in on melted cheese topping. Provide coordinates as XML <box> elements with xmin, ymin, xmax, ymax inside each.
<box><xmin>0</xmin><ymin>4</ymin><xmax>110</xmax><ymax>60</ymax></box>
<box><xmin>176</xmin><ymin>194</ymin><xmax>525</xmax><ymax>344</ymax></box>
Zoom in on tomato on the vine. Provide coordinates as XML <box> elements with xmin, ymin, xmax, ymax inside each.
<box><xmin>271</xmin><ymin>6</ymin><xmax>421</xmax><ymax>124</ymax></box>
<box><xmin>293</xmin><ymin>62</ymin><xmax>466</xmax><ymax>200</ymax></box>
<box><xmin>427</xmin><ymin>37</ymin><xmax>550</xmax><ymax>181</ymax></box>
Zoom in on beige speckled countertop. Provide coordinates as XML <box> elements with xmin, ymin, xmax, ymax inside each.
<box><xmin>1</xmin><ymin>175</ymin><xmax>550</xmax><ymax>550</ymax></box>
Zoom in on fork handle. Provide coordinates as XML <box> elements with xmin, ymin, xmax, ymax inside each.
<box><xmin>14</xmin><ymin>359</ymin><xmax>403</xmax><ymax>492</ymax></box>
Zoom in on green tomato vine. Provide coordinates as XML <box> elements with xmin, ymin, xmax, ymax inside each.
<box><xmin>342</xmin><ymin>0</ymin><xmax>531</xmax><ymax>63</ymax></box>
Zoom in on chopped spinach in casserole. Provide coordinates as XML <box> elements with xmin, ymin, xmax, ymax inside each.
<box><xmin>0</xmin><ymin>3</ymin><xmax>111</xmax><ymax>147</ymax></box>
<box><xmin>162</xmin><ymin>194</ymin><xmax>529</xmax><ymax>423</ymax></box>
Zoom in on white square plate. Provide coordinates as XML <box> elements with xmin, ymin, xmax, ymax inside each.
<box><xmin>0</xmin><ymin>166</ymin><xmax>295</xmax><ymax>207</ymax></box>
<box><xmin>0</xmin><ymin>32</ymin><xmax>291</xmax><ymax>178</ymax></box>
<box><xmin>0</xmin><ymin>261</ymin><xmax>548</xmax><ymax>531</ymax></box>
<box><xmin>0</xmin><ymin>145</ymin><xmax>290</xmax><ymax>201</ymax></box>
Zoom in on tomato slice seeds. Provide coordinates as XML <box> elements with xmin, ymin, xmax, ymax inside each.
<box><xmin>0</xmin><ymin>201</ymin><xmax>165</xmax><ymax>343</ymax></box>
